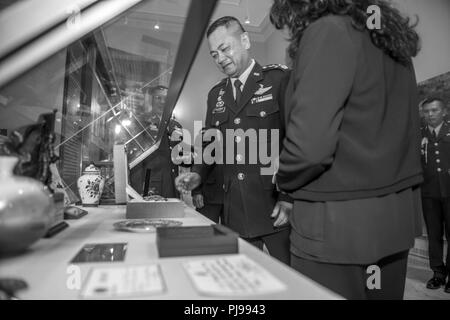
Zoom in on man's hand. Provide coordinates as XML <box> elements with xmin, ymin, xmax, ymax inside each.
<box><xmin>175</xmin><ymin>172</ymin><xmax>202</xmax><ymax>193</ymax></box>
<box><xmin>270</xmin><ymin>201</ymin><xmax>292</xmax><ymax>227</ymax></box>
<box><xmin>192</xmin><ymin>194</ymin><xmax>205</xmax><ymax>209</ymax></box>
<box><xmin>271</xmin><ymin>156</ymin><xmax>279</xmax><ymax>181</ymax></box>
<box><xmin>271</xmin><ymin>156</ymin><xmax>280</xmax><ymax>191</ymax></box>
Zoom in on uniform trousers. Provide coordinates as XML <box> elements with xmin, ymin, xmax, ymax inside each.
<box><xmin>422</xmin><ymin>197</ymin><xmax>450</xmax><ymax>278</ymax></box>
<box><xmin>197</xmin><ymin>204</ymin><xmax>223</xmax><ymax>224</ymax></box>
<box><xmin>223</xmin><ymin>175</ymin><xmax>291</xmax><ymax>265</ymax></box>
<box><xmin>244</xmin><ymin>229</ymin><xmax>290</xmax><ymax>265</ymax></box>
<box><xmin>291</xmin><ymin>250</ymin><xmax>409</xmax><ymax>300</ymax></box>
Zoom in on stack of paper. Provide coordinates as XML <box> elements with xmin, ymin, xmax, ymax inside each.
<box><xmin>183</xmin><ymin>255</ymin><xmax>286</xmax><ymax>296</ymax></box>
<box><xmin>81</xmin><ymin>265</ymin><xmax>165</xmax><ymax>299</ymax></box>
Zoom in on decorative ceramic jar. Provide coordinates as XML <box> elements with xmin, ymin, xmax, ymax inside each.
<box><xmin>0</xmin><ymin>156</ymin><xmax>53</xmax><ymax>255</ymax></box>
<box><xmin>77</xmin><ymin>164</ymin><xmax>105</xmax><ymax>207</ymax></box>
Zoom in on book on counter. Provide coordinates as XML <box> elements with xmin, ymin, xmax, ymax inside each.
<box><xmin>126</xmin><ymin>198</ymin><xmax>185</xmax><ymax>219</ymax></box>
<box><xmin>156</xmin><ymin>224</ymin><xmax>239</xmax><ymax>258</ymax></box>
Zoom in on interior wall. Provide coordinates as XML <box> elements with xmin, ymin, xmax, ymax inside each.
<box><xmin>265</xmin><ymin>27</ymin><xmax>290</xmax><ymax>66</ymax></box>
<box><xmin>173</xmin><ymin>39</ymin><xmax>221</xmax><ymax>137</ymax></box>
<box><xmin>393</xmin><ymin>0</ymin><xmax>450</xmax><ymax>82</ymax></box>
<box><xmin>259</xmin><ymin>0</ymin><xmax>450</xmax><ymax>82</ymax></box>
<box><xmin>104</xmin><ymin>24</ymin><xmax>182</xmax><ymax>86</ymax></box>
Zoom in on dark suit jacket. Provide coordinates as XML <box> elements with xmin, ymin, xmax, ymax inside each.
<box><xmin>193</xmin><ymin>62</ymin><xmax>291</xmax><ymax>238</ymax></box>
<box><xmin>276</xmin><ymin>15</ymin><xmax>423</xmax><ymax>201</ymax></box>
<box><xmin>277</xmin><ymin>15</ymin><xmax>423</xmax><ymax>263</ymax></box>
<box><xmin>421</xmin><ymin>121</ymin><xmax>450</xmax><ymax>198</ymax></box>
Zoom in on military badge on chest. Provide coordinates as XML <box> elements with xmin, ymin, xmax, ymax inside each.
<box><xmin>213</xmin><ymin>89</ymin><xmax>226</xmax><ymax>114</ymax></box>
<box><xmin>421</xmin><ymin>137</ymin><xmax>428</xmax><ymax>164</ymax></box>
<box><xmin>251</xmin><ymin>84</ymin><xmax>273</xmax><ymax>105</ymax></box>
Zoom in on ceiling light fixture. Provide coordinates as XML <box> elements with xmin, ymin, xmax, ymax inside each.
<box><xmin>244</xmin><ymin>0</ymin><xmax>250</xmax><ymax>24</ymax></box>
<box><xmin>244</xmin><ymin>0</ymin><xmax>251</xmax><ymax>25</ymax></box>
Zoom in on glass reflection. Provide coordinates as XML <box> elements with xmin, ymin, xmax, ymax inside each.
<box><xmin>70</xmin><ymin>243</ymin><xmax>128</xmax><ymax>263</ymax></box>
<box><xmin>0</xmin><ymin>0</ymin><xmax>190</xmax><ymax>203</ymax></box>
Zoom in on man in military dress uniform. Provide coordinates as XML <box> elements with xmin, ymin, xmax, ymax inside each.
<box><xmin>130</xmin><ymin>85</ymin><xmax>183</xmax><ymax>198</ymax></box>
<box><xmin>175</xmin><ymin>16</ymin><xmax>292</xmax><ymax>264</ymax></box>
<box><xmin>420</xmin><ymin>97</ymin><xmax>450</xmax><ymax>293</ymax></box>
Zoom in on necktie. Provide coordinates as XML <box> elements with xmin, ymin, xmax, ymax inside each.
<box><xmin>432</xmin><ymin>129</ymin><xmax>437</xmax><ymax>139</ymax></box>
<box><xmin>234</xmin><ymin>79</ymin><xmax>242</xmax><ymax>105</ymax></box>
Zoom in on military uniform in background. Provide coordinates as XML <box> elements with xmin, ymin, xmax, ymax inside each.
<box><xmin>420</xmin><ymin>120</ymin><xmax>450</xmax><ymax>279</ymax></box>
<box><xmin>130</xmin><ymin>113</ymin><xmax>183</xmax><ymax>198</ymax></box>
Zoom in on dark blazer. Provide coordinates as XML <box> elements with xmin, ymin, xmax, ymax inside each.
<box><xmin>193</xmin><ymin>62</ymin><xmax>291</xmax><ymax>238</ymax></box>
<box><xmin>276</xmin><ymin>15</ymin><xmax>423</xmax><ymax>201</ymax></box>
<box><xmin>421</xmin><ymin>121</ymin><xmax>450</xmax><ymax>198</ymax></box>
<box><xmin>276</xmin><ymin>15</ymin><xmax>423</xmax><ymax>263</ymax></box>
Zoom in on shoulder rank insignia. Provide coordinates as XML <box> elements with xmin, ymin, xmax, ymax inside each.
<box><xmin>263</xmin><ymin>64</ymin><xmax>289</xmax><ymax>71</ymax></box>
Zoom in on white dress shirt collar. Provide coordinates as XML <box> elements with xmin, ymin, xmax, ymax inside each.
<box><xmin>231</xmin><ymin>59</ymin><xmax>255</xmax><ymax>98</ymax></box>
<box><xmin>429</xmin><ymin>122</ymin><xmax>444</xmax><ymax>136</ymax></box>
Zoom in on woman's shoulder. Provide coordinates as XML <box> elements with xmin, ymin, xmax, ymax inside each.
<box><xmin>303</xmin><ymin>15</ymin><xmax>359</xmax><ymax>46</ymax></box>
<box><xmin>306</xmin><ymin>14</ymin><xmax>352</xmax><ymax>32</ymax></box>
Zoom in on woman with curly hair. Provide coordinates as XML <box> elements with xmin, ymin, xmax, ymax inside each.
<box><xmin>271</xmin><ymin>0</ymin><xmax>423</xmax><ymax>299</ymax></box>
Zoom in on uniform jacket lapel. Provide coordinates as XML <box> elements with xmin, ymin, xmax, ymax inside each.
<box><xmin>436</xmin><ymin>122</ymin><xmax>449</xmax><ymax>141</ymax></box>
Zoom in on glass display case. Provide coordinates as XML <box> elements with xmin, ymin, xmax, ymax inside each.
<box><xmin>0</xmin><ymin>0</ymin><xmax>216</xmax><ymax>204</ymax></box>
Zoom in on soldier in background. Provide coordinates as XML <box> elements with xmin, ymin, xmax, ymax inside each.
<box><xmin>420</xmin><ymin>97</ymin><xmax>450</xmax><ymax>293</ymax></box>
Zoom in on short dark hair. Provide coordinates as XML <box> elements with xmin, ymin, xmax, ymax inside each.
<box><xmin>206</xmin><ymin>16</ymin><xmax>246</xmax><ymax>38</ymax></box>
<box><xmin>421</xmin><ymin>97</ymin><xmax>445</xmax><ymax>108</ymax></box>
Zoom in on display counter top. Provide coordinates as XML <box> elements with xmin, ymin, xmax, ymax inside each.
<box><xmin>0</xmin><ymin>205</ymin><xmax>342</xmax><ymax>300</ymax></box>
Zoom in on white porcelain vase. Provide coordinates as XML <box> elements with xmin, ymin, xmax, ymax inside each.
<box><xmin>77</xmin><ymin>164</ymin><xmax>105</xmax><ymax>207</ymax></box>
<box><xmin>0</xmin><ymin>156</ymin><xmax>53</xmax><ymax>255</ymax></box>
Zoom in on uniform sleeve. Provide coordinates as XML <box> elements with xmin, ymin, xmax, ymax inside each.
<box><xmin>168</xmin><ymin>119</ymin><xmax>192</xmax><ymax>168</ymax></box>
<box><xmin>276</xmin><ymin>18</ymin><xmax>357</xmax><ymax>192</ymax></box>
<box><xmin>277</xmin><ymin>69</ymin><xmax>291</xmax><ymax>140</ymax></box>
<box><xmin>277</xmin><ymin>192</ymin><xmax>293</xmax><ymax>203</ymax></box>
<box><xmin>168</xmin><ymin>119</ymin><xmax>183</xmax><ymax>147</ymax></box>
<box><xmin>191</xmin><ymin>186</ymin><xmax>203</xmax><ymax>196</ymax></box>
<box><xmin>192</xmin><ymin>93</ymin><xmax>216</xmax><ymax>182</ymax></box>
<box><xmin>273</xmin><ymin>69</ymin><xmax>293</xmax><ymax>203</ymax></box>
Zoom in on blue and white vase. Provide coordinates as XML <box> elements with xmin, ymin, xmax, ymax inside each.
<box><xmin>77</xmin><ymin>164</ymin><xmax>104</xmax><ymax>207</ymax></box>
